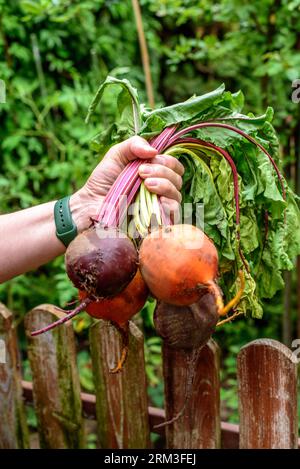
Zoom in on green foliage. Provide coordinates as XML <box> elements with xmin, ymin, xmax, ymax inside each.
<box><xmin>86</xmin><ymin>432</ymin><xmax>98</xmax><ymax>449</ymax></box>
<box><xmin>77</xmin><ymin>349</ymin><xmax>95</xmax><ymax>392</ymax></box>
<box><xmin>25</xmin><ymin>406</ymin><xmax>38</xmax><ymax>429</ymax></box>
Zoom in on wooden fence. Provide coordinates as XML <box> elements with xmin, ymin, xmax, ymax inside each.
<box><xmin>0</xmin><ymin>302</ymin><xmax>299</xmax><ymax>449</ymax></box>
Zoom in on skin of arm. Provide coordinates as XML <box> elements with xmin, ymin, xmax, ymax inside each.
<box><xmin>0</xmin><ymin>136</ymin><xmax>184</xmax><ymax>283</ymax></box>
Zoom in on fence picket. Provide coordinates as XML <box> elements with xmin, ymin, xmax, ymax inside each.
<box><xmin>163</xmin><ymin>339</ymin><xmax>220</xmax><ymax>449</ymax></box>
<box><xmin>0</xmin><ymin>303</ymin><xmax>29</xmax><ymax>448</ymax></box>
<box><xmin>89</xmin><ymin>320</ymin><xmax>150</xmax><ymax>449</ymax></box>
<box><xmin>238</xmin><ymin>338</ymin><xmax>298</xmax><ymax>449</ymax></box>
<box><xmin>24</xmin><ymin>304</ymin><xmax>84</xmax><ymax>449</ymax></box>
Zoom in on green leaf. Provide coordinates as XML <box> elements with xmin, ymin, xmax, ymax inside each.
<box><xmin>140</xmin><ymin>84</ymin><xmax>226</xmax><ymax>136</ymax></box>
<box><xmin>85</xmin><ymin>75</ymin><xmax>141</xmax><ymax>133</ymax></box>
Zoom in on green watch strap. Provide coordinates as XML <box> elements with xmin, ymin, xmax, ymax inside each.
<box><xmin>54</xmin><ymin>196</ymin><xmax>78</xmax><ymax>247</ymax></box>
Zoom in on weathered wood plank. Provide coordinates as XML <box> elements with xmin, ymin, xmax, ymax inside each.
<box><xmin>163</xmin><ymin>339</ymin><xmax>220</xmax><ymax>449</ymax></box>
<box><xmin>0</xmin><ymin>303</ymin><xmax>29</xmax><ymax>448</ymax></box>
<box><xmin>24</xmin><ymin>304</ymin><xmax>84</xmax><ymax>448</ymax></box>
<box><xmin>238</xmin><ymin>338</ymin><xmax>298</xmax><ymax>449</ymax></box>
<box><xmin>90</xmin><ymin>320</ymin><xmax>150</xmax><ymax>449</ymax></box>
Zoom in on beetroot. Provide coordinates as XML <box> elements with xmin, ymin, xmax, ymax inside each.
<box><xmin>139</xmin><ymin>224</ymin><xmax>220</xmax><ymax>306</ymax></box>
<box><xmin>154</xmin><ymin>290</ymin><xmax>219</xmax><ymax>350</ymax></box>
<box><xmin>31</xmin><ymin>225</ymin><xmax>138</xmax><ymax>337</ymax></box>
<box><xmin>79</xmin><ymin>269</ymin><xmax>148</xmax><ymax>325</ymax></box>
<box><xmin>65</xmin><ymin>225</ymin><xmax>138</xmax><ymax>299</ymax></box>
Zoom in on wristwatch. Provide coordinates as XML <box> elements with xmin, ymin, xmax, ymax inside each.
<box><xmin>54</xmin><ymin>195</ymin><xmax>78</xmax><ymax>247</ymax></box>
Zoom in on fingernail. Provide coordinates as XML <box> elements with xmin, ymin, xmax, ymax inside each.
<box><xmin>139</xmin><ymin>164</ymin><xmax>152</xmax><ymax>175</ymax></box>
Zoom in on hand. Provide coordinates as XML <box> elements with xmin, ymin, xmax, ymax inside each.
<box><xmin>70</xmin><ymin>136</ymin><xmax>184</xmax><ymax>231</ymax></box>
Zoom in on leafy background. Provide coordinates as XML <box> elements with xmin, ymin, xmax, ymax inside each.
<box><xmin>1</xmin><ymin>0</ymin><xmax>300</xmax><ymax>442</ymax></box>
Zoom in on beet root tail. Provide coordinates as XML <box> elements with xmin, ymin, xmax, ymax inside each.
<box><xmin>31</xmin><ymin>297</ymin><xmax>92</xmax><ymax>337</ymax></box>
<box><xmin>109</xmin><ymin>322</ymin><xmax>129</xmax><ymax>374</ymax></box>
<box><xmin>154</xmin><ymin>402</ymin><xmax>187</xmax><ymax>429</ymax></box>
<box><xmin>154</xmin><ymin>348</ymin><xmax>200</xmax><ymax>429</ymax></box>
<box><xmin>218</xmin><ymin>270</ymin><xmax>245</xmax><ymax>317</ymax></box>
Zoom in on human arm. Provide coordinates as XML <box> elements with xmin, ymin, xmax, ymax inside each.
<box><xmin>0</xmin><ymin>137</ymin><xmax>183</xmax><ymax>283</ymax></box>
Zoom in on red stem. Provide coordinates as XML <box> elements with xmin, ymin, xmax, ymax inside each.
<box><xmin>99</xmin><ymin>161</ymin><xmax>143</xmax><ymax>226</ymax></box>
<box><xmin>97</xmin><ymin>126</ymin><xmax>178</xmax><ymax>228</ymax></box>
<box><xmin>31</xmin><ymin>297</ymin><xmax>92</xmax><ymax>337</ymax></box>
<box><xmin>118</xmin><ymin>176</ymin><xmax>142</xmax><ymax>226</ymax></box>
<box><xmin>168</xmin><ymin>122</ymin><xmax>286</xmax><ymax>199</ymax></box>
<box><xmin>159</xmin><ymin>198</ymin><xmax>171</xmax><ymax>225</ymax></box>
<box><xmin>149</xmin><ymin>125</ymin><xmax>177</xmax><ymax>152</ymax></box>
<box><xmin>96</xmin><ymin>161</ymin><xmax>140</xmax><ymax>221</ymax></box>
<box><xmin>169</xmin><ymin>136</ymin><xmax>240</xmax><ymax>230</ymax></box>
<box><xmin>98</xmin><ymin>161</ymin><xmax>140</xmax><ymax>213</ymax></box>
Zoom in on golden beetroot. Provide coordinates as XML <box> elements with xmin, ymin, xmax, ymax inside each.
<box><xmin>139</xmin><ymin>224</ymin><xmax>219</xmax><ymax>306</ymax></box>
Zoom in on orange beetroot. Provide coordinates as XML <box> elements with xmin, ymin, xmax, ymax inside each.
<box><xmin>139</xmin><ymin>224</ymin><xmax>219</xmax><ymax>306</ymax></box>
<box><xmin>79</xmin><ymin>270</ymin><xmax>148</xmax><ymax>326</ymax></box>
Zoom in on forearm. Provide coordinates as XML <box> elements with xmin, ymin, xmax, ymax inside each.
<box><xmin>0</xmin><ymin>192</ymin><xmax>98</xmax><ymax>283</ymax></box>
<box><xmin>0</xmin><ymin>136</ymin><xmax>182</xmax><ymax>284</ymax></box>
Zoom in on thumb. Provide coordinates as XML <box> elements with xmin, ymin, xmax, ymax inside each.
<box><xmin>111</xmin><ymin>136</ymin><xmax>158</xmax><ymax>164</ymax></box>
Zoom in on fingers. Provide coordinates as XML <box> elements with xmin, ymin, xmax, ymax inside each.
<box><xmin>139</xmin><ymin>163</ymin><xmax>182</xmax><ymax>191</ymax></box>
<box><xmin>149</xmin><ymin>154</ymin><xmax>185</xmax><ymax>176</ymax></box>
<box><xmin>138</xmin><ymin>153</ymin><xmax>184</xmax><ymax>203</ymax></box>
<box><xmin>143</xmin><ymin>177</ymin><xmax>182</xmax><ymax>203</ymax></box>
